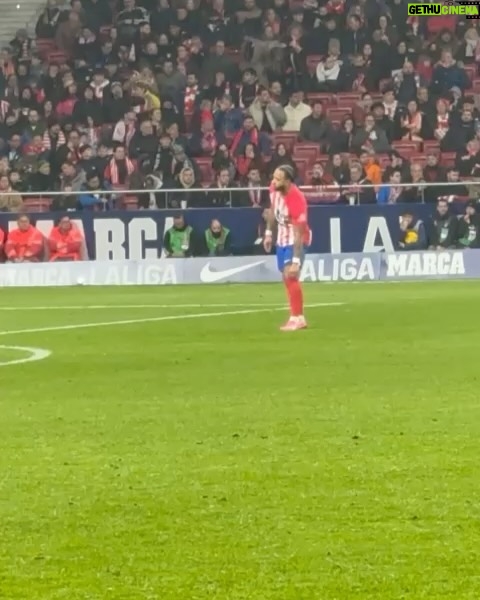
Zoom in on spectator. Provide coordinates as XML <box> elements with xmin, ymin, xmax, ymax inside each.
<box><xmin>55</xmin><ymin>11</ymin><xmax>82</xmax><ymax>55</ymax></box>
<box><xmin>171</xmin><ymin>167</ymin><xmax>204</xmax><ymax>209</ymax></box>
<box><xmin>213</xmin><ymin>94</ymin><xmax>243</xmax><ymax>137</ymax></box>
<box><xmin>400</xmin><ymin>100</ymin><xmax>423</xmax><ymax>142</ymax></box>
<box><xmin>299</xmin><ymin>101</ymin><xmax>332</xmax><ymax>148</ymax></box>
<box><xmin>207</xmin><ymin>168</ymin><xmax>237</xmax><ymax>207</ymax></box>
<box><xmin>431</xmin><ymin>50</ymin><xmax>469</xmax><ymax>96</ymax></box>
<box><xmin>248</xmin><ymin>88</ymin><xmax>286</xmax><ymax>133</ymax></box>
<box><xmin>316</xmin><ymin>55</ymin><xmax>341</xmax><ymax>92</ymax></box>
<box><xmin>128</xmin><ymin>119</ymin><xmax>158</xmax><ymax>163</ymax></box>
<box><xmin>329</xmin><ymin>116</ymin><xmax>355</xmax><ymax>154</ymax></box>
<box><xmin>438</xmin><ymin>168</ymin><xmax>469</xmax><ymax>202</ymax></box>
<box><xmin>398</xmin><ymin>212</ymin><xmax>427</xmax><ymax>251</ymax></box>
<box><xmin>428</xmin><ymin>199</ymin><xmax>458</xmax><ymax>250</ymax></box>
<box><xmin>0</xmin><ymin>174</ymin><xmax>23</xmax><ymax>211</ymax></box>
<box><xmin>326</xmin><ymin>153</ymin><xmax>350</xmax><ymax>186</ymax></box>
<box><xmin>442</xmin><ymin>108</ymin><xmax>476</xmax><ymax>153</ymax></box>
<box><xmin>342</xmin><ymin>162</ymin><xmax>376</xmax><ymax>205</ymax></box>
<box><xmin>304</xmin><ymin>162</ymin><xmax>340</xmax><ymax>204</ymax></box>
<box><xmin>402</xmin><ymin>162</ymin><xmax>426</xmax><ymax>203</ymax></box>
<box><xmin>456</xmin><ymin>139</ymin><xmax>480</xmax><ymax>177</ymax></box>
<box><xmin>377</xmin><ymin>171</ymin><xmax>407</xmax><ymax>204</ymax></box>
<box><xmin>163</xmin><ymin>213</ymin><xmax>196</xmax><ymax>257</ymax></box>
<box><xmin>5</xmin><ymin>214</ymin><xmax>44</xmax><ymax>262</ymax></box>
<box><xmin>202</xmin><ymin>40</ymin><xmax>238</xmax><ymax>86</ymax></box>
<box><xmin>117</xmin><ymin>0</ymin><xmax>150</xmax><ymax>45</ymax></box>
<box><xmin>188</xmin><ymin>119</ymin><xmax>225</xmax><ymax>158</ymax></box>
<box><xmin>77</xmin><ymin>172</ymin><xmax>109</xmax><ymax>211</ymax></box>
<box><xmin>201</xmin><ymin>218</ymin><xmax>232</xmax><ymax>256</ymax></box>
<box><xmin>283</xmin><ymin>90</ymin><xmax>311</xmax><ymax>132</ymax></box>
<box><xmin>230</xmin><ymin>115</ymin><xmax>271</xmax><ymax>157</ymax></box>
<box><xmin>241</xmin><ymin>167</ymin><xmax>268</xmax><ymax>207</ymax></box>
<box><xmin>457</xmin><ymin>202</ymin><xmax>480</xmax><ymax>248</ymax></box>
<box><xmin>104</xmin><ymin>144</ymin><xmax>135</xmax><ymax>187</ymax></box>
<box><xmin>359</xmin><ymin>150</ymin><xmax>382</xmax><ymax>187</ymax></box>
<box><xmin>235</xmin><ymin>142</ymin><xmax>263</xmax><ymax>179</ymax></box>
<box><xmin>268</xmin><ymin>143</ymin><xmax>296</xmax><ymax>178</ymax></box>
<box><xmin>371</xmin><ymin>102</ymin><xmax>394</xmax><ymax>142</ymax></box>
<box><xmin>59</xmin><ymin>161</ymin><xmax>86</xmax><ymax>192</ymax></box>
<box><xmin>48</xmin><ymin>216</ymin><xmax>87</xmax><ymax>261</ymax></box>
<box><xmin>212</xmin><ymin>144</ymin><xmax>236</xmax><ymax>181</ymax></box>
<box><xmin>423</xmin><ymin>153</ymin><xmax>446</xmax><ymax>203</ymax></box>
<box><xmin>351</xmin><ymin>113</ymin><xmax>390</xmax><ymax>154</ymax></box>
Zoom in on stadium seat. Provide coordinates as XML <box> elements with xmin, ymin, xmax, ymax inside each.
<box><xmin>47</xmin><ymin>51</ymin><xmax>69</xmax><ymax>64</ymax></box>
<box><xmin>423</xmin><ymin>140</ymin><xmax>441</xmax><ymax>154</ymax></box>
<box><xmin>22</xmin><ymin>197</ymin><xmax>52</xmax><ymax>212</ymax></box>
<box><xmin>441</xmin><ymin>152</ymin><xmax>456</xmax><ymax>167</ymax></box>
<box><xmin>307</xmin><ymin>93</ymin><xmax>334</xmax><ymax>106</ymax></box>
<box><xmin>328</xmin><ymin>107</ymin><xmax>351</xmax><ymax>121</ymax></box>
<box><xmin>197</xmin><ymin>158</ymin><xmax>213</xmax><ymax>182</ymax></box>
<box><xmin>306</xmin><ymin>55</ymin><xmax>322</xmax><ymax>71</ymax></box>
<box><xmin>473</xmin><ymin>79</ymin><xmax>480</xmax><ymax>94</ymax></box>
<box><xmin>408</xmin><ymin>153</ymin><xmax>428</xmax><ymax>167</ymax></box>
<box><xmin>272</xmin><ymin>132</ymin><xmax>297</xmax><ymax>149</ymax></box>
<box><xmin>293</xmin><ymin>143</ymin><xmax>319</xmax><ymax>163</ymax></box>
<box><xmin>392</xmin><ymin>141</ymin><xmax>421</xmax><ymax>153</ymax></box>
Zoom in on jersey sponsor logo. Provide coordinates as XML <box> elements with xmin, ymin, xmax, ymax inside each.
<box><xmin>385</xmin><ymin>252</ymin><xmax>465</xmax><ymax>278</ymax></box>
<box><xmin>199</xmin><ymin>260</ymin><xmax>266</xmax><ymax>283</ymax></box>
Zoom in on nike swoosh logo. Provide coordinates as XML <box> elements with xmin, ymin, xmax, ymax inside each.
<box><xmin>200</xmin><ymin>260</ymin><xmax>266</xmax><ymax>283</ymax></box>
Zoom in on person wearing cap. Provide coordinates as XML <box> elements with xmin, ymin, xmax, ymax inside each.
<box><xmin>457</xmin><ymin>202</ymin><xmax>480</xmax><ymax>248</ymax></box>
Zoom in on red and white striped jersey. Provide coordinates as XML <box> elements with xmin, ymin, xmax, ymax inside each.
<box><xmin>269</xmin><ymin>184</ymin><xmax>312</xmax><ymax>247</ymax></box>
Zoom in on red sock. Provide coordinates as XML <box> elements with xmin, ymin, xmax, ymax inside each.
<box><xmin>284</xmin><ymin>275</ymin><xmax>304</xmax><ymax>317</ymax></box>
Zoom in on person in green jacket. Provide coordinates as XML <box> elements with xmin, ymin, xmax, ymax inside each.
<box><xmin>202</xmin><ymin>219</ymin><xmax>232</xmax><ymax>256</ymax></box>
<box><xmin>163</xmin><ymin>214</ymin><xmax>196</xmax><ymax>257</ymax></box>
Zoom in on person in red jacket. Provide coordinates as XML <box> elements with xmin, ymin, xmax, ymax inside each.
<box><xmin>5</xmin><ymin>215</ymin><xmax>44</xmax><ymax>262</ymax></box>
<box><xmin>48</xmin><ymin>216</ymin><xmax>86</xmax><ymax>262</ymax></box>
<box><xmin>0</xmin><ymin>228</ymin><xmax>4</xmax><ymax>258</ymax></box>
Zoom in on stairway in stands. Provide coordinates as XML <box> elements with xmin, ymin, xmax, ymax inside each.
<box><xmin>0</xmin><ymin>0</ymin><xmax>45</xmax><ymax>46</ymax></box>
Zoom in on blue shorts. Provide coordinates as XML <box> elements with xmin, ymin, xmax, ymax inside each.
<box><xmin>276</xmin><ymin>245</ymin><xmax>306</xmax><ymax>272</ymax></box>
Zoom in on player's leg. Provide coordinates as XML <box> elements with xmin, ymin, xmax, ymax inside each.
<box><xmin>278</xmin><ymin>246</ymin><xmax>307</xmax><ymax>331</ymax></box>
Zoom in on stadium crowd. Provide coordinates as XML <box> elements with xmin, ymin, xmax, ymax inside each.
<box><xmin>0</xmin><ymin>0</ymin><xmax>476</xmax><ymax>213</ymax></box>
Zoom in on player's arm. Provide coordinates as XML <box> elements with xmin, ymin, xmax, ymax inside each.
<box><xmin>263</xmin><ymin>208</ymin><xmax>274</xmax><ymax>253</ymax></box>
<box><xmin>290</xmin><ymin>190</ymin><xmax>307</xmax><ymax>264</ymax></box>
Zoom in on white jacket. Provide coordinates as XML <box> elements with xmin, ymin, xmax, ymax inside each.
<box><xmin>283</xmin><ymin>102</ymin><xmax>312</xmax><ymax>132</ymax></box>
<box><xmin>316</xmin><ymin>61</ymin><xmax>340</xmax><ymax>83</ymax></box>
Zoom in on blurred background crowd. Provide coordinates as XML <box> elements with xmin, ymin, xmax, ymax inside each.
<box><xmin>0</xmin><ymin>0</ymin><xmax>477</xmax><ymax>212</ymax></box>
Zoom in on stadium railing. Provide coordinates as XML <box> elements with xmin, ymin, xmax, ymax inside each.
<box><xmin>0</xmin><ymin>181</ymin><xmax>476</xmax><ymax>211</ymax></box>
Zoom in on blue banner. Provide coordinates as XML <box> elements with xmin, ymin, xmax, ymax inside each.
<box><xmin>0</xmin><ymin>204</ymin><xmax>450</xmax><ymax>259</ymax></box>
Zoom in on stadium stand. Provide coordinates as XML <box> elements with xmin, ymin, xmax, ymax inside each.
<box><xmin>0</xmin><ymin>0</ymin><xmax>476</xmax><ymax>211</ymax></box>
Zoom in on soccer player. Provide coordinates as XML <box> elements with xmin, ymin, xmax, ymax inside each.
<box><xmin>263</xmin><ymin>165</ymin><xmax>311</xmax><ymax>331</ymax></box>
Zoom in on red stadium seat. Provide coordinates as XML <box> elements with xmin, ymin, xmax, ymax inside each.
<box><xmin>334</xmin><ymin>93</ymin><xmax>361</xmax><ymax>103</ymax></box>
<box><xmin>473</xmin><ymin>79</ymin><xmax>480</xmax><ymax>94</ymax></box>
<box><xmin>328</xmin><ymin>107</ymin><xmax>352</xmax><ymax>121</ymax></box>
<box><xmin>293</xmin><ymin>143</ymin><xmax>319</xmax><ymax>163</ymax></box>
<box><xmin>441</xmin><ymin>152</ymin><xmax>456</xmax><ymax>167</ymax></box>
<box><xmin>392</xmin><ymin>141</ymin><xmax>421</xmax><ymax>153</ymax></box>
<box><xmin>121</xmin><ymin>196</ymin><xmax>139</xmax><ymax>210</ymax></box>
<box><xmin>408</xmin><ymin>153</ymin><xmax>428</xmax><ymax>167</ymax></box>
<box><xmin>306</xmin><ymin>93</ymin><xmax>334</xmax><ymax>106</ymax></box>
<box><xmin>47</xmin><ymin>51</ymin><xmax>69</xmax><ymax>64</ymax></box>
<box><xmin>272</xmin><ymin>132</ymin><xmax>297</xmax><ymax>149</ymax></box>
<box><xmin>23</xmin><ymin>197</ymin><xmax>52</xmax><ymax>212</ymax></box>
<box><xmin>36</xmin><ymin>39</ymin><xmax>55</xmax><ymax>59</ymax></box>
<box><xmin>423</xmin><ymin>140</ymin><xmax>441</xmax><ymax>154</ymax></box>
<box><xmin>197</xmin><ymin>158</ymin><xmax>213</xmax><ymax>182</ymax></box>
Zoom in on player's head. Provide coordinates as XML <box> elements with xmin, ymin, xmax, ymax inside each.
<box><xmin>272</xmin><ymin>165</ymin><xmax>295</xmax><ymax>192</ymax></box>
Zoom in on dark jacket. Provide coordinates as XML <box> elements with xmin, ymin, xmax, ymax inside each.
<box><xmin>456</xmin><ymin>213</ymin><xmax>480</xmax><ymax>248</ymax></box>
<box><xmin>428</xmin><ymin>210</ymin><xmax>458</xmax><ymax>248</ymax></box>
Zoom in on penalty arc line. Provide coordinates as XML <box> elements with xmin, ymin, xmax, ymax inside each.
<box><xmin>0</xmin><ymin>303</ymin><xmax>344</xmax><ymax>337</ymax></box>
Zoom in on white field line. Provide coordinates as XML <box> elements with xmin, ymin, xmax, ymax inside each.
<box><xmin>0</xmin><ymin>303</ymin><xmax>287</xmax><ymax>311</ymax></box>
<box><xmin>0</xmin><ymin>345</ymin><xmax>51</xmax><ymax>367</ymax></box>
<box><xmin>0</xmin><ymin>303</ymin><xmax>344</xmax><ymax>337</ymax></box>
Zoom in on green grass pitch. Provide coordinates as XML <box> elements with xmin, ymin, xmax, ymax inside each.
<box><xmin>0</xmin><ymin>281</ymin><xmax>479</xmax><ymax>600</ymax></box>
